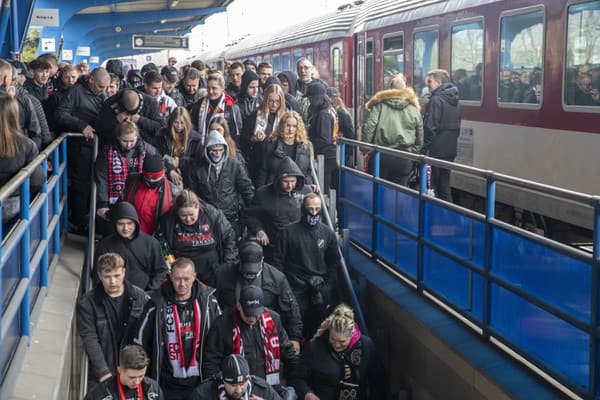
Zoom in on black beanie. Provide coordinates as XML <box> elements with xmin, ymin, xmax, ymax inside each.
<box><xmin>142</xmin><ymin>155</ymin><xmax>164</xmax><ymax>173</ymax></box>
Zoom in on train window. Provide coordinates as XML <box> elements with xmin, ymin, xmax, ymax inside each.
<box><xmin>366</xmin><ymin>39</ymin><xmax>374</xmax><ymax>99</ymax></box>
<box><xmin>263</xmin><ymin>54</ymin><xmax>271</xmax><ymax>66</ymax></box>
<box><xmin>451</xmin><ymin>19</ymin><xmax>484</xmax><ymax>102</ymax></box>
<box><xmin>498</xmin><ymin>8</ymin><xmax>544</xmax><ymax>107</ymax></box>
<box><xmin>332</xmin><ymin>47</ymin><xmax>341</xmax><ymax>91</ymax></box>
<box><xmin>306</xmin><ymin>49</ymin><xmax>314</xmax><ymax>64</ymax></box>
<box><xmin>294</xmin><ymin>49</ymin><xmax>303</xmax><ymax>66</ymax></box>
<box><xmin>564</xmin><ymin>1</ymin><xmax>600</xmax><ymax>108</ymax></box>
<box><xmin>413</xmin><ymin>27</ymin><xmax>439</xmax><ymax>98</ymax></box>
<box><xmin>272</xmin><ymin>54</ymin><xmax>280</xmax><ymax>72</ymax></box>
<box><xmin>282</xmin><ymin>52</ymin><xmax>291</xmax><ymax>70</ymax></box>
<box><xmin>382</xmin><ymin>33</ymin><xmax>404</xmax><ymax>88</ymax></box>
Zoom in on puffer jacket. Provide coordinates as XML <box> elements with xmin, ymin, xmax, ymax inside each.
<box><xmin>362</xmin><ymin>88</ymin><xmax>424</xmax><ymax>153</ymax></box>
<box><xmin>54</xmin><ymin>76</ymin><xmax>107</xmax><ymax>134</ymax></box>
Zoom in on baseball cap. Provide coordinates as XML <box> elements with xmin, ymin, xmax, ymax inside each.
<box><xmin>239</xmin><ymin>241</ymin><xmax>263</xmax><ymax>277</ymax></box>
<box><xmin>221</xmin><ymin>354</ymin><xmax>250</xmax><ymax>384</ymax></box>
<box><xmin>11</xmin><ymin>60</ymin><xmax>28</xmax><ymax>77</ymax></box>
<box><xmin>161</xmin><ymin>65</ymin><xmax>178</xmax><ymax>83</ymax></box>
<box><xmin>239</xmin><ymin>285</ymin><xmax>264</xmax><ymax>317</ymax></box>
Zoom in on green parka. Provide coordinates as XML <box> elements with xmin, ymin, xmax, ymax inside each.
<box><xmin>362</xmin><ymin>88</ymin><xmax>424</xmax><ymax>153</ymax></box>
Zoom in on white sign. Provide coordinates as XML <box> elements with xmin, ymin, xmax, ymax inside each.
<box><xmin>31</xmin><ymin>8</ymin><xmax>59</xmax><ymax>27</ymax></box>
<box><xmin>76</xmin><ymin>46</ymin><xmax>91</xmax><ymax>57</ymax></box>
<box><xmin>62</xmin><ymin>49</ymin><xmax>73</xmax><ymax>61</ymax></box>
<box><xmin>90</xmin><ymin>56</ymin><xmax>99</xmax><ymax>64</ymax></box>
<box><xmin>41</xmin><ymin>38</ymin><xmax>55</xmax><ymax>52</ymax></box>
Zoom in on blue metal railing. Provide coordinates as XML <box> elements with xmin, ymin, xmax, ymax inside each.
<box><xmin>338</xmin><ymin>137</ymin><xmax>600</xmax><ymax>400</ymax></box>
<box><xmin>0</xmin><ymin>133</ymin><xmax>72</xmax><ymax>396</ymax></box>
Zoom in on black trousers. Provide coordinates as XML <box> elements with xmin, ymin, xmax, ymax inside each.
<box><xmin>430</xmin><ymin>156</ymin><xmax>454</xmax><ymax>202</ymax></box>
<box><xmin>368</xmin><ymin>152</ymin><xmax>413</xmax><ymax>186</ymax></box>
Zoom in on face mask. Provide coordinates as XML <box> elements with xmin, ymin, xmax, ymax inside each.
<box><xmin>144</xmin><ymin>178</ymin><xmax>162</xmax><ymax>188</ymax></box>
<box><xmin>303</xmin><ymin>211</ymin><xmax>321</xmax><ymax>227</ymax></box>
<box><xmin>208</xmin><ymin>148</ymin><xmax>225</xmax><ymax>164</ymax></box>
<box><xmin>143</xmin><ymin>170</ymin><xmax>164</xmax><ymax>188</ymax></box>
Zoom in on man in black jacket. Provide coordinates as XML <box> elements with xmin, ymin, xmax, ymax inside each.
<box><xmin>423</xmin><ymin>69</ymin><xmax>462</xmax><ymax>202</ymax></box>
<box><xmin>203</xmin><ymin>286</ymin><xmax>299</xmax><ymax>390</ymax></box>
<box><xmin>78</xmin><ymin>253</ymin><xmax>149</xmax><ymax>385</ymax></box>
<box><xmin>94</xmin><ymin>88</ymin><xmax>163</xmax><ymax>146</ymax></box>
<box><xmin>215</xmin><ymin>241</ymin><xmax>303</xmax><ymax>351</ymax></box>
<box><xmin>84</xmin><ymin>345</ymin><xmax>163</xmax><ymax>400</ymax></box>
<box><xmin>94</xmin><ymin>201</ymin><xmax>167</xmax><ymax>291</ymax></box>
<box><xmin>177</xmin><ymin>67</ymin><xmax>204</xmax><ymax>107</ymax></box>
<box><xmin>190</xmin><ymin>354</ymin><xmax>281</xmax><ymax>400</ymax></box>
<box><xmin>245</xmin><ymin>156</ymin><xmax>313</xmax><ymax>261</ymax></box>
<box><xmin>161</xmin><ymin>65</ymin><xmax>185</xmax><ymax>106</ymax></box>
<box><xmin>272</xmin><ymin>193</ymin><xmax>340</xmax><ymax>338</ymax></box>
<box><xmin>133</xmin><ymin>257</ymin><xmax>221</xmax><ymax>400</ymax></box>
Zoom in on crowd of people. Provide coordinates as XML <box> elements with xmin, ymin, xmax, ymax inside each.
<box><xmin>0</xmin><ymin>53</ymin><xmax>386</xmax><ymax>400</ymax></box>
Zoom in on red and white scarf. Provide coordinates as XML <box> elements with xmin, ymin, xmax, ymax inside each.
<box><xmin>165</xmin><ymin>300</ymin><xmax>201</xmax><ymax>379</ymax></box>
<box><xmin>232</xmin><ymin>310</ymin><xmax>281</xmax><ymax>385</ymax></box>
<box><xmin>117</xmin><ymin>373</ymin><xmax>144</xmax><ymax>400</ymax></box>
<box><xmin>107</xmin><ymin>147</ymin><xmax>144</xmax><ymax>205</ymax></box>
<box><xmin>198</xmin><ymin>94</ymin><xmax>226</xmax><ymax>145</ymax></box>
<box><xmin>254</xmin><ymin>110</ymin><xmax>279</xmax><ymax>137</ymax></box>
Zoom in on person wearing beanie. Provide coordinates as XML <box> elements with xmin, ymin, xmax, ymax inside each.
<box><xmin>181</xmin><ymin>130</ymin><xmax>254</xmax><ymax>238</ymax></box>
<box><xmin>272</xmin><ymin>193</ymin><xmax>340</xmax><ymax>338</ymax></box>
<box><xmin>122</xmin><ymin>153</ymin><xmax>179</xmax><ymax>236</ymax></box>
<box><xmin>243</xmin><ymin>59</ymin><xmax>258</xmax><ymax>73</ymax></box>
<box><xmin>238</xmin><ymin>69</ymin><xmax>262</xmax><ymax>124</ymax></box>
<box><xmin>93</xmin><ymin>201</ymin><xmax>167</xmax><ymax>291</ymax></box>
<box><xmin>190</xmin><ymin>354</ymin><xmax>281</xmax><ymax>400</ymax></box>
<box><xmin>203</xmin><ymin>286</ymin><xmax>299</xmax><ymax>397</ymax></box>
<box><xmin>215</xmin><ymin>240</ymin><xmax>303</xmax><ymax>350</ymax></box>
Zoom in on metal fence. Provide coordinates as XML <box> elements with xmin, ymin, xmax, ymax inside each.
<box><xmin>338</xmin><ymin>137</ymin><xmax>600</xmax><ymax>400</ymax></box>
<box><xmin>0</xmin><ymin>133</ymin><xmax>70</xmax><ymax>396</ymax></box>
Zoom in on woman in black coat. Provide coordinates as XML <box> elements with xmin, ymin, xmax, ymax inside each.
<box><xmin>257</xmin><ymin>110</ymin><xmax>314</xmax><ymax>188</ymax></box>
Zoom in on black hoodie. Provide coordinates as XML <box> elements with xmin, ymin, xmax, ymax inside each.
<box><xmin>423</xmin><ymin>82</ymin><xmax>461</xmax><ymax>158</ymax></box>
<box><xmin>264</xmin><ymin>75</ymin><xmax>301</xmax><ymax>114</ymax></box>
<box><xmin>93</xmin><ymin>201</ymin><xmax>167</xmax><ymax>290</ymax></box>
<box><xmin>244</xmin><ymin>157</ymin><xmax>312</xmax><ymax>244</ymax></box>
<box><xmin>238</xmin><ymin>70</ymin><xmax>262</xmax><ymax>122</ymax></box>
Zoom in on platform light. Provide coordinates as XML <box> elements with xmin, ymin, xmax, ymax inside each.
<box><xmin>160</xmin><ymin>19</ymin><xmax>167</xmax><ymax>24</ymax></box>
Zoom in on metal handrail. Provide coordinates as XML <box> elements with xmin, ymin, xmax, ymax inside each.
<box><xmin>340</xmin><ymin>137</ymin><xmax>600</xmax><ymax>207</ymax></box>
<box><xmin>310</xmin><ymin>156</ymin><xmax>369</xmax><ymax>335</ymax></box>
<box><xmin>82</xmin><ymin>136</ymin><xmax>99</xmax><ymax>294</ymax></box>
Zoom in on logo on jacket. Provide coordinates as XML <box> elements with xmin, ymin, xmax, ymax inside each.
<box><xmin>201</xmin><ymin>224</ymin><xmax>210</xmax><ymax>233</ymax></box>
<box><xmin>318</xmin><ymin>239</ymin><xmax>325</xmax><ymax>249</ymax></box>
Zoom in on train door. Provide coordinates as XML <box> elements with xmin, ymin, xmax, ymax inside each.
<box><xmin>354</xmin><ymin>33</ymin><xmax>366</xmax><ymax>132</ymax></box>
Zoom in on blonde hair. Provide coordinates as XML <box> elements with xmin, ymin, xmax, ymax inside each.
<box><xmin>259</xmin><ymin>84</ymin><xmax>286</xmax><ymax>118</ymax></box>
<box><xmin>173</xmin><ymin>189</ymin><xmax>201</xmax><ymax>214</ymax></box>
<box><xmin>116</xmin><ymin>120</ymin><xmax>139</xmax><ymax>138</ymax></box>
<box><xmin>315</xmin><ymin>304</ymin><xmax>355</xmax><ymax>338</ymax></box>
<box><xmin>207</xmin><ymin>72</ymin><xmax>225</xmax><ymax>88</ymax></box>
<box><xmin>270</xmin><ymin>110</ymin><xmax>309</xmax><ymax>149</ymax></box>
<box><xmin>0</xmin><ymin>94</ymin><xmax>22</xmax><ymax>158</ymax></box>
<box><xmin>209</xmin><ymin>117</ymin><xmax>238</xmax><ymax>159</ymax></box>
<box><xmin>390</xmin><ymin>73</ymin><xmax>406</xmax><ymax>89</ymax></box>
<box><xmin>167</xmin><ymin>107</ymin><xmax>192</xmax><ymax>157</ymax></box>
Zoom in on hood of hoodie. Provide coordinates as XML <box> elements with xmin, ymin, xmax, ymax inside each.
<box><xmin>106</xmin><ymin>59</ymin><xmax>125</xmax><ymax>78</ymax></box>
<box><xmin>278</xmin><ymin>71</ymin><xmax>298</xmax><ymax>95</ymax></box>
<box><xmin>432</xmin><ymin>82</ymin><xmax>460</xmax><ymax>106</ymax></box>
<box><xmin>110</xmin><ymin>201</ymin><xmax>140</xmax><ymax>239</ymax></box>
<box><xmin>203</xmin><ymin>131</ymin><xmax>229</xmax><ymax>164</ymax></box>
<box><xmin>240</xmin><ymin>70</ymin><xmax>260</xmax><ymax>98</ymax></box>
<box><xmin>274</xmin><ymin>156</ymin><xmax>305</xmax><ymax>192</ymax></box>
<box><xmin>366</xmin><ymin>88</ymin><xmax>420</xmax><ymax>111</ymax></box>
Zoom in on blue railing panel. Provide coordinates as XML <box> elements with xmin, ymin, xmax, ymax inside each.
<box><xmin>376</xmin><ymin>222</ymin><xmax>395</xmax><ymax>263</ymax></box>
<box><xmin>29</xmin><ymin>211</ymin><xmax>41</xmax><ymax>257</ymax></box>
<box><xmin>1</xmin><ymin>245</ymin><xmax>20</xmax><ymax>311</ymax></box>
<box><xmin>490</xmin><ymin>283</ymin><xmax>590</xmax><ymax>389</ymax></box>
<box><xmin>424</xmin><ymin>247</ymin><xmax>484</xmax><ymax>320</ymax></box>
<box><xmin>0</xmin><ymin>312</ymin><xmax>20</xmax><ymax>383</ymax></box>
<box><xmin>380</xmin><ymin>185</ymin><xmax>419</xmax><ymax>233</ymax></box>
<box><xmin>343</xmin><ymin>205</ymin><xmax>373</xmax><ymax>250</ymax></box>
<box><xmin>493</xmin><ymin>227</ymin><xmax>591</xmax><ymax>323</ymax></box>
<box><xmin>29</xmin><ymin>256</ymin><xmax>42</xmax><ymax>313</ymax></box>
<box><xmin>342</xmin><ymin>172</ymin><xmax>373</xmax><ymax>212</ymax></box>
<box><xmin>395</xmin><ymin>230</ymin><xmax>418</xmax><ymax>279</ymax></box>
<box><xmin>425</xmin><ymin>203</ymin><xmax>485</xmax><ymax>269</ymax></box>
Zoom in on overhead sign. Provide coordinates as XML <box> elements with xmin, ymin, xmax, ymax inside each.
<box><xmin>31</xmin><ymin>8</ymin><xmax>59</xmax><ymax>27</ymax></box>
<box><xmin>146</xmin><ymin>56</ymin><xmax>152</xmax><ymax>61</ymax></box>
<box><xmin>41</xmin><ymin>38</ymin><xmax>55</xmax><ymax>52</ymax></box>
<box><xmin>62</xmin><ymin>49</ymin><xmax>73</xmax><ymax>61</ymax></box>
<box><xmin>132</xmin><ymin>35</ymin><xmax>189</xmax><ymax>50</ymax></box>
<box><xmin>90</xmin><ymin>56</ymin><xmax>100</xmax><ymax>64</ymax></box>
<box><xmin>76</xmin><ymin>46</ymin><xmax>91</xmax><ymax>57</ymax></box>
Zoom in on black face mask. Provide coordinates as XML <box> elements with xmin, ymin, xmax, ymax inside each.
<box><xmin>303</xmin><ymin>210</ymin><xmax>321</xmax><ymax>227</ymax></box>
<box><xmin>144</xmin><ymin>178</ymin><xmax>162</xmax><ymax>188</ymax></box>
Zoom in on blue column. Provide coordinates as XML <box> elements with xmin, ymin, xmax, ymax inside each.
<box><xmin>482</xmin><ymin>175</ymin><xmax>496</xmax><ymax>338</ymax></box>
<box><xmin>52</xmin><ymin>146</ymin><xmax>61</xmax><ymax>255</ymax></box>
<box><xmin>40</xmin><ymin>160</ymin><xmax>49</xmax><ymax>288</ymax></box>
<box><xmin>19</xmin><ymin>177</ymin><xmax>31</xmax><ymax>338</ymax></box>
<box><xmin>10</xmin><ymin>0</ymin><xmax>18</xmax><ymax>55</ymax></box>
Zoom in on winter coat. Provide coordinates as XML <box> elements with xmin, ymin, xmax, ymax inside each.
<box><xmin>0</xmin><ymin>135</ymin><xmax>44</xmax><ymax>222</ymax></box>
<box><xmin>154</xmin><ymin>127</ymin><xmax>202</xmax><ymax>159</ymax></box>
<box><xmin>244</xmin><ymin>157</ymin><xmax>312</xmax><ymax>244</ymax></box>
<box><xmin>257</xmin><ymin>139</ymin><xmax>313</xmax><ymax>188</ymax></box>
<box><xmin>181</xmin><ymin>132</ymin><xmax>254</xmax><ymax>225</ymax></box>
<box><xmin>190</xmin><ymin>376</ymin><xmax>281</xmax><ymax>400</ymax></box>
<box><xmin>94</xmin><ymin>91</ymin><xmax>164</xmax><ymax>146</ymax></box>
<box><xmin>26</xmin><ymin>93</ymin><xmax>52</xmax><ymax>149</ymax></box>
<box><xmin>362</xmin><ymin>88</ymin><xmax>424</xmax><ymax>153</ymax></box>
<box><xmin>165</xmin><ymin>87</ymin><xmax>185</xmax><ymax>107</ymax></box>
<box><xmin>308</xmin><ymin>104</ymin><xmax>336</xmax><ymax>159</ymax></box>
<box><xmin>423</xmin><ymin>82</ymin><xmax>461</xmax><ymax>158</ymax></box>
<box><xmin>84</xmin><ymin>376</ymin><xmax>162</xmax><ymax>400</ymax></box>
<box><xmin>215</xmin><ymin>262</ymin><xmax>303</xmax><ymax>340</ymax></box>
<box><xmin>23</xmin><ymin>78</ymin><xmax>49</xmax><ymax>104</ymax></box>
<box><xmin>12</xmin><ymin>85</ymin><xmax>42</xmax><ymax>149</ymax></box>
<box><xmin>78</xmin><ymin>280</ymin><xmax>149</xmax><ymax>380</ymax></box>
<box><xmin>277</xmin><ymin>71</ymin><xmax>303</xmax><ymax>115</ymax></box>
<box><xmin>203</xmin><ymin>308</ymin><xmax>299</xmax><ymax>381</ymax></box>
<box><xmin>292</xmin><ymin>331</ymin><xmax>386</xmax><ymax>400</ymax></box>
<box><xmin>157</xmin><ymin>201</ymin><xmax>238</xmax><ymax>285</ymax></box>
<box><xmin>190</xmin><ymin>94</ymin><xmax>243</xmax><ymax>144</ymax></box>
<box><xmin>93</xmin><ymin>201</ymin><xmax>168</xmax><ymax>290</ymax></box>
<box><xmin>177</xmin><ymin>81</ymin><xmax>203</xmax><ymax>107</ymax></box>
<box><xmin>54</xmin><ymin>77</ymin><xmax>107</xmax><ymax>134</ymax></box>
<box><xmin>132</xmin><ymin>279</ymin><xmax>221</xmax><ymax>387</ymax></box>
<box><xmin>94</xmin><ymin>138</ymin><xmax>159</xmax><ymax>209</ymax></box>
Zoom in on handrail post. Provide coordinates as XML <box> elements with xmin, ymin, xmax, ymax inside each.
<box><xmin>371</xmin><ymin>150</ymin><xmax>380</xmax><ymax>256</ymax></box>
<box><xmin>482</xmin><ymin>173</ymin><xmax>496</xmax><ymax>339</ymax></box>
<box><xmin>590</xmin><ymin>197</ymin><xmax>600</xmax><ymax>397</ymax></box>
<box><xmin>60</xmin><ymin>139</ymin><xmax>68</xmax><ymax>230</ymax></box>
<box><xmin>317</xmin><ymin>154</ymin><xmax>325</xmax><ymax>193</ymax></box>
<box><xmin>52</xmin><ymin>146</ymin><xmax>61</xmax><ymax>255</ymax></box>
<box><xmin>40</xmin><ymin>160</ymin><xmax>49</xmax><ymax>288</ymax></box>
<box><xmin>340</xmin><ymin>142</ymin><xmax>346</xmax><ymax>168</ymax></box>
<box><xmin>416</xmin><ymin>161</ymin><xmax>429</xmax><ymax>291</ymax></box>
<box><xmin>19</xmin><ymin>177</ymin><xmax>31</xmax><ymax>338</ymax></box>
